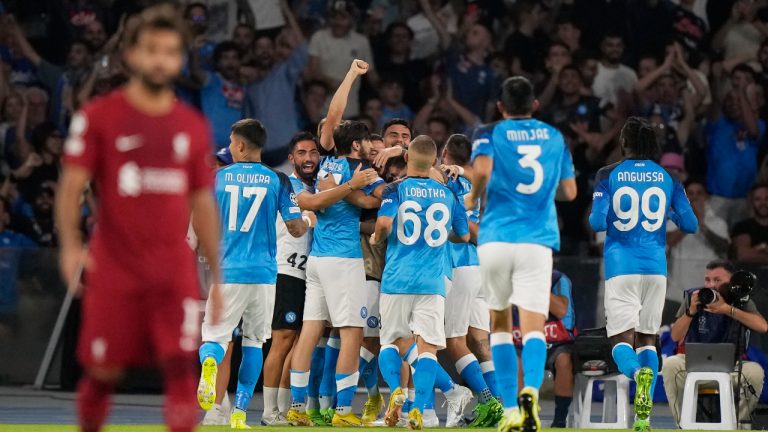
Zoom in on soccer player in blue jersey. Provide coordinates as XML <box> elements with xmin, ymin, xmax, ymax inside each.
<box><xmin>372</xmin><ymin>135</ymin><xmax>470</xmax><ymax>430</ymax></box>
<box><xmin>442</xmin><ymin>134</ymin><xmax>503</xmax><ymax>427</ymax></box>
<box><xmin>589</xmin><ymin>117</ymin><xmax>698</xmax><ymax>432</ymax></box>
<box><xmin>287</xmin><ymin>59</ymin><xmax>387</xmax><ymax>427</ymax></box>
<box><xmin>197</xmin><ymin>119</ymin><xmax>310</xmax><ymax>428</ymax></box>
<box><xmin>466</xmin><ymin>76</ymin><xmax>577</xmax><ymax>432</ymax></box>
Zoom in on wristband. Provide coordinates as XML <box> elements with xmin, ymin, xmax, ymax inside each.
<box><xmin>685</xmin><ymin>308</ymin><xmax>696</xmax><ymax>318</ymax></box>
<box><xmin>302</xmin><ymin>214</ymin><xmax>313</xmax><ymax>228</ymax></box>
<box><xmin>731</xmin><ymin>305</ymin><xmax>735</xmax><ymax>318</ymax></box>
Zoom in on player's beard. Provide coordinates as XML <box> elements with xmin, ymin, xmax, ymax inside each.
<box><xmin>138</xmin><ymin>72</ymin><xmax>173</xmax><ymax>94</ymax></box>
<box><xmin>295</xmin><ymin>161</ymin><xmax>317</xmax><ymax>183</ymax></box>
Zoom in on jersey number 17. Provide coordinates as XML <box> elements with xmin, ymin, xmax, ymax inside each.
<box><xmin>225</xmin><ymin>185</ymin><xmax>267</xmax><ymax>232</ymax></box>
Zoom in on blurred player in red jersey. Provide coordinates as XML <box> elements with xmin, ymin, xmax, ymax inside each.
<box><xmin>55</xmin><ymin>5</ymin><xmax>222</xmax><ymax>432</ymax></box>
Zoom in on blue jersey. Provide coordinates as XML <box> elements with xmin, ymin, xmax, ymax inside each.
<box><xmin>446</xmin><ymin>176</ymin><xmax>479</xmax><ymax>268</ymax></box>
<box><xmin>311</xmin><ymin>156</ymin><xmax>384</xmax><ymax>258</ymax></box>
<box><xmin>471</xmin><ymin>118</ymin><xmax>575</xmax><ymax>250</ymax></box>
<box><xmin>379</xmin><ymin>177</ymin><xmax>469</xmax><ymax>297</ymax></box>
<box><xmin>216</xmin><ymin>162</ymin><xmax>301</xmax><ymax>284</ymax></box>
<box><xmin>589</xmin><ymin>159</ymin><xmax>698</xmax><ymax>278</ymax></box>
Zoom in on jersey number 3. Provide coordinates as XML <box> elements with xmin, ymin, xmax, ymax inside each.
<box><xmin>516</xmin><ymin>145</ymin><xmax>543</xmax><ymax>194</ymax></box>
<box><xmin>397</xmin><ymin>201</ymin><xmax>450</xmax><ymax>247</ymax></box>
<box><xmin>612</xmin><ymin>186</ymin><xmax>666</xmax><ymax>232</ymax></box>
<box><xmin>225</xmin><ymin>185</ymin><xmax>267</xmax><ymax>232</ymax></box>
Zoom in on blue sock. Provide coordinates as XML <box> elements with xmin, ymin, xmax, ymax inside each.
<box><xmin>433</xmin><ymin>362</ymin><xmax>455</xmax><ymax>393</ymax></box>
<box><xmin>413</xmin><ymin>353</ymin><xmax>439</xmax><ymax>413</ymax></box>
<box><xmin>481</xmin><ymin>361</ymin><xmax>501</xmax><ymax>399</ymax></box>
<box><xmin>358</xmin><ymin>347</ymin><xmax>378</xmax><ymax>393</ymax></box>
<box><xmin>379</xmin><ymin>345</ymin><xmax>402</xmax><ymax>391</ymax></box>
<box><xmin>522</xmin><ymin>332</ymin><xmax>547</xmax><ymax>390</ymax></box>
<box><xmin>308</xmin><ymin>344</ymin><xmax>325</xmax><ymax>399</ymax></box>
<box><xmin>426</xmin><ymin>389</ymin><xmax>435</xmax><ymax>410</ymax></box>
<box><xmin>490</xmin><ymin>332</ymin><xmax>518</xmax><ymax>408</ymax></box>
<box><xmin>320</xmin><ymin>337</ymin><xmax>340</xmax><ymax>399</ymax></box>
<box><xmin>234</xmin><ymin>345</ymin><xmax>263</xmax><ymax>411</ymax></box>
<box><xmin>364</xmin><ymin>358</ymin><xmax>380</xmax><ymax>394</ymax></box>
<box><xmin>456</xmin><ymin>354</ymin><xmax>493</xmax><ymax>403</ymax></box>
<box><xmin>335</xmin><ymin>372</ymin><xmax>359</xmax><ymax>410</ymax></box>
<box><xmin>612</xmin><ymin>342</ymin><xmax>641</xmax><ymax>380</ymax></box>
<box><xmin>198</xmin><ymin>342</ymin><xmax>225</xmax><ymax>364</ymax></box>
<box><xmin>290</xmin><ymin>370</ymin><xmax>310</xmax><ymax>405</ymax></box>
<box><xmin>637</xmin><ymin>346</ymin><xmax>659</xmax><ymax>391</ymax></box>
<box><xmin>403</xmin><ymin>389</ymin><xmax>414</xmax><ymax>414</ymax></box>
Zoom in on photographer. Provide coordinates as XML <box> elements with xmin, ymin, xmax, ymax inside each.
<box><xmin>663</xmin><ymin>260</ymin><xmax>768</xmax><ymax>425</ymax></box>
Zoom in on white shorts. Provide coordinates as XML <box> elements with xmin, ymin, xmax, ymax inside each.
<box><xmin>201</xmin><ymin>283</ymin><xmax>274</xmax><ymax>347</ymax></box>
<box><xmin>364</xmin><ymin>280</ymin><xmax>381</xmax><ymax>337</ymax></box>
<box><xmin>477</xmin><ymin>243</ymin><xmax>552</xmax><ymax>316</ymax></box>
<box><xmin>380</xmin><ymin>293</ymin><xmax>446</xmax><ymax>350</ymax></box>
<box><xmin>263</xmin><ymin>283</ymin><xmax>276</xmax><ymax>340</ymax></box>
<box><xmin>604</xmin><ymin>274</ymin><xmax>667</xmax><ymax>337</ymax></box>
<box><xmin>469</xmin><ymin>296</ymin><xmax>491</xmax><ymax>332</ymax></box>
<box><xmin>303</xmin><ymin>256</ymin><xmax>366</xmax><ymax>328</ymax></box>
<box><xmin>445</xmin><ymin>266</ymin><xmax>482</xmax><ymax>338</ymax></box>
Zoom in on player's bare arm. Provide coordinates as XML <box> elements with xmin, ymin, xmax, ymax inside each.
<box><xmin>55</xmin><ymin>165</ymin><xmax>91</xmax><ymax>293</ymax></box>
<box><xmin>190</xmin><ymin>189</ymin><xmax>222</xmax><ymax>325</ymax></box>
<box><xmin>466</xmin><ymin>155</ymin><xmax>492</xmax><ymax>211</ymax></box>
<box><xmin>285</xmin><ymin>217</ymin><xmax>308</xmax><ymax>238</ymax></box>
<box><xmin>371</xmin><ymin>215</ymin><xmax>393</xmax><ymax>245</ymax></box>
<box><xmin>345</xmin><ymin>190</ymin><xmax>382</xmax><ymax>209</ymax></box>
<box><xmin>555</xmin><ymin>177</ymin><xmax>577</xmax><ymax>201</ymax></box>
<box><xmin>297</xmin><ymin>164</ymin><xmax>377</xmax><ymax>211</ymax></box>
<box><xmin>320</xmin><ymin>59</ymin><xmax>369</xmax><ymax>151</ymax></box>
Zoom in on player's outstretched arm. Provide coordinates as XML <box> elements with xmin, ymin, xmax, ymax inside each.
<box><xmin>191</xmin><ymin>190</ymin><xmax>222</xmax><ymax>325</ymax></box>
<box><xmin>371</xmin><ymin>216</ymin><xmax>393</xmax><ymax>245</ymax></box>
<box><xmin>298</xmin><ymin>165</ymin><xmax>378</xmax><ymax>210</ymax></box>
<box><xmin>466</xmin><ymin>155</ymin><xmax>492</xmax><ymax>211</ymax></box>
<box><xmin>285</xmin><ymin>217</ymin><xmax>308</xmax><ymax>238</ymax></box>
<box><xmin>320</xmin><ymin>59</ymin><xmax>369</xmax><ymax>151</ymax></box>
<box><xmin>670</xmin><ymin>181</ymin><xmax>698</xmax><ymax>234</ymax></box>
<box><xmin>56</xmin><ymin>165</ymin><xmax>91</xmax><ymax>294</ymax></box>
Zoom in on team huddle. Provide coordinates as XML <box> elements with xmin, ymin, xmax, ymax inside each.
<box><xmin>56</xmin><ymin>7</ymin><xmax>698</xmax><ymax>432</ymax></box>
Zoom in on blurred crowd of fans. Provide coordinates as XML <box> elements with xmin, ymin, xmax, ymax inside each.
<box><xmin>0</xmin><ymin>0</ymin><xmax>768</xmax><ymax>273</ymax></box>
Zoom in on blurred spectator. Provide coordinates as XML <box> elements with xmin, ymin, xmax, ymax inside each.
<box><xmin>713</xmin><ymin>0</ymin><xmax>766</xmax><ymax>60</ymax></box>
<box><xmin>537</xmin><ymin>42</ymin><xmax>573</xmax><ymax>109</ymax></box>
<box><xmin>0</xmin><ymin>92</ymin><xmax>22</xmax><ymax>162</ymax></box>
<box><xmin>307</xmin><ymin>0</ymin><xmax>376</xmax><ymax>117</ymax></box>
<box><xmin>670</xmin><ymin>0</ymin><xmax>708</xmax><ymax>56</ymax></box>
<box><xmin>706</xmin><ymin>81</ymin><xmax>765</xmax><ymax>228</ymax></box>
<box><xmin>300</xmin><ymin>79</ymin><xmax>329</xmax><ymax>134</ymax></box>
<box><xmin>14</xmin><ymin>122</ymin><xmax>61</xmax><ymax>202</ymax></box>
<box><xmin>13</xmin><ymin>184</ymin><xmax>56</xmax><ymax>247</ymax></box>
<box><xmin>243</xmin><ymin>1</ymin><xmax>308</xmax><ymax>167</ymax></box>
<box><xmin>592</xmin><ymin>33</ymin><xmax>637</xmax><ymax>107</ymax></box>
<box><xmin>364</xmin><ymin>98</ymin><xmax>383</xmax><ymax>130</ymax></box>
<box><xmin>379</xmin><ymin>79</ymin><xmax>413</xmax><ymax>126</ymax></box>
<box><xmin>83</xmin><ymin>20</ymin><xmax>108</xmax><ymax>54</ymax></box>
<box><xmin>184</xmin><ymin>3</ymin><xmax>217</xmax><ymax>71</ymax></box>
<box><xmin>667</xmin><ymin>179</ymin><xmax>730</xmax><ymax>302</ymax></box>
<box><xmin>8</xmin><ymin>22</ymin><xmax>91</xmax><ymax>129</ymax></box>
<box><xmin>555</xmin><ymin>15</ymin><xmax>582</xmax><ymax>53</ymax></box>
<box><xmin>374</xmin><ymin>22</ymin><xmax>429</xmax><ymax>110</ymax></box>
<box><xmin>420</xmin><ymin>0</ymin><xmax>496</xmax><ymax>123</ymax></box>
<box><xmin>407</xmin><ymin>0</ymin><xmax>458</xmax><ymax>61</ymax></box>
<box><xmin>574</xmin><ymin>50</ymin><xmax>600</xmax><ymax>96</ymax></box>
<box><xmin>425</xmin><ymin>116</ymin><xmax>450</xmax><ymax>152</ymax></box>
<box><xmin>233</xmin><ymin>23</ymin><xmax>256</xmax><ymax>64</ymax></box>
<box><xmin>193</xmin><ymin>41</ymin><xmax>245</xmax><ymax>150</ymax></box>
<box><xmin>732</xmin><ymin>184</ymin><xmax>768</xmax><ymax>264</ymax></box>
<box><xmin>0</xmin><ymin>197</ymin><xmax>35</xmax><ymax>248</ymax></box>
<box><xmin>504</xmin><ymin>0</ymin><xmax>550</xmax><ymax>77</ymax></box>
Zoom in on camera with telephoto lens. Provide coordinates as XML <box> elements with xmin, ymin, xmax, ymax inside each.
<box><xmin>694</xmin><ymin>270</ymin><xmax>757</xmax><ymax>311</ymax></box>
<box><xmin>698</xmin><ymin>287</ymin><xmax>718</xmax><ymax>307</ymax></box>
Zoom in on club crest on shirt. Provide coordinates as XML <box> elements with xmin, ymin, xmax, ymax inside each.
<box><xmin>173</xmin><ymin>133</ymin><xmax>190</xmax><ymax>163</ymax></box>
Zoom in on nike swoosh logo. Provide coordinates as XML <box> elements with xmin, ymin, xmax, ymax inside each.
<box><xmin>116</xmin><ymin>135</ymin><xmax>143</xmax><ymax>152</ymax></box>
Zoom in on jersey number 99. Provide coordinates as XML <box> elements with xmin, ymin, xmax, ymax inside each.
<box><xmin>397</xmin><ymin>200</ymin><xmax>450</xmax><ymax>247</ymax></box>
<box><xmin>225</xmin><ymin>185</ymin><xmax>267</xmax><ymax>232</ymax></box>
<box><xmin>612</xmin><ymin>186</ymin><xmax>666</xmax><ymax>232</ymax></box>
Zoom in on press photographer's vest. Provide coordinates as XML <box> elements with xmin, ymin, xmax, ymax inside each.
<box><xmin>680</xmin><ymin>287</ymin><xmax>751</xmax><ymax>355</ymax></box>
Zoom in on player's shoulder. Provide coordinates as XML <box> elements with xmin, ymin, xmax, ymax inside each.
<box><xmin>174</xmin><ymin>99</ymin><xmax>209</xmax><ymax>128</ymax></box>
<box><xmin>472</xmin><ymin>121</ymin><xmax>500</xmax><ymax>138</ymax></box>
<box><xmin>345</xmin><ymin>157</ymin><xmax>370</xmax><ymax>172</ymax></box>
<box><xmin>595</xmin><ymin>160</ymin><xmax>623</xmax><ymax>183</ymax></box>
<box><xmin>77</xmin><ymin>90</ymin><xmax>124</xmax><ymax>119</ymax></box>
<box><xmin>383</xmin><ymin>178</ymin><xmax>406</xmax><ymax>196</ymax></box>
<box><xmin>531</xmin><ymin>118</ymin><xmax>565</xmax><ymax>142</ymax></box>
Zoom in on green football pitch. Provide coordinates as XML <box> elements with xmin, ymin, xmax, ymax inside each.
<box><xmin>0</xmin><ymin>427</ymin><xmax>697</xmax><ymax>432</ymax></box>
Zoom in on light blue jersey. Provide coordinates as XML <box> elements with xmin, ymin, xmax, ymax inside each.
<box><xmin>216</xmin><ymin>162</ymin><xmax>301</xmax><ymax>284</ymax></box>
<box><xmin>589</xmin><ymin>159</ymin><xmax>698</xmax><ymax>278</ymax></box>
<box><xmin>379</xmin><ymin>177</ymin><xmax>469</xmax><ymax>296</ymax></box>
<box><xmin>471</xmin><ymin>118</ymin><xmax>575</xmax><ymax>250</ymax></box>
<box><xmin>311</xmin><ymin>156</ymin><xmax>384</xmax><ymax>258</ymax></box>
<box><xmin>446</xmin><ymin>176</ymin><xmax>479</xmax><ymax>268</ymax></box>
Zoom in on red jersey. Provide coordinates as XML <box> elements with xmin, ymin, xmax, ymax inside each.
<box><xmin>63</xmin><ymin>89</ymin><xmax>214</xmax><ymax>287</ymax></box>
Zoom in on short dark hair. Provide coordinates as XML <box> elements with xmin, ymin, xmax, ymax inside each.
<box><xmin>574</xmin><ymin>49</ymin><xmax>599</xmax><ymax>67</ymax></box>
<box><xmin>548</xmin><ymin>41</ymin><xmax>570</xmax><ymax>55</ymax></box>
<box><xmin>304</xmin><ymin>79</ymin><xmax>328</xmax><ymax>94</ymax></box>
<box><xmin>334</xmin><ymin>120</ymin><xmax>370</xmax><ymax>155</ymax></box>
<box><xmin>751</xmin><ymin>183</ymin><xmax>768</xmax><ymax>194</ymax></box>
<box><xmin>231</xmin><ymin>119</ymin><xmax>267</xmax><ymax>149</ymax></box>
<box><xmin>444</xmin><ymin>134</ymin><xmax>471</xmax><ymax>166</ymax></box>
<box><xmin>126</xmin><ymin>4</ymin><xmax>190</xmax><ymax>47</ymax></box>
<box><xmin>683</xmin><ymin>178</ymin><xmax>706</xmax><ymax>190</ymax></box>
<box><xmin>381</xmin><ymin>118</ymin><xmax>413</xmax><ymax>137</ymax></box>
<box><xmin>185</xmin><ymin>2</ymin><xmax>207</xmax><ymax>17</ymax></box>
<box><xmin>620</xmin><ymin>117</ymin><xmax>659</xmax><ymax>160</ymax></box>
<box><xmin>560</xmin><ymin>63</ymin><xmax>581</xmax><ymax>78</ymax></box>
<box><xmin>500</xmin><ymin>76</ymin><xmax>535</xmax><ymax>115</ymax></box>
<box><xmin>370</xmin><ymin>133</ymin><xmax>383</xmax><ymax>142</ymax></box>
<box><xmin>384</xmin><ymin>22</ymin><xmax>414</xmax><ymax>41</ymax></box>
<box><xmin>602</xmin><ymin>32</ymin><xmax>624</xmax><ymax>43</ymax></box>
<box><xmin>706</xmin><ymin>260</ymin><xmax>736</xmax><ymax>275</ymax></box>
<box><xmin>732</xmin><ymin>63</ymin><xmax>757</xmax><ymax>81</ymax></box>
<box><xmin>288</xmin><ymin>131</ymin><xmax>319</xmax><ymax>152</ymax></box>
<box><xmin>70</xmin><ymin>39</ymin><xmax>93</xmax><ymax>55</ymax></box>
<box><xmin>384</xmin><ymin>155</ymin><xmax>406</xmax><ymax>174</ymax></box>
<box><xmin>427</xmin><ymin>116</ymin><xmax>451</xmax><ymax>131</ymax></box>
<box><xmin>213</xmin><ymin>41</ymin><xmax>239</xmax><ymax>65</ymax></box>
